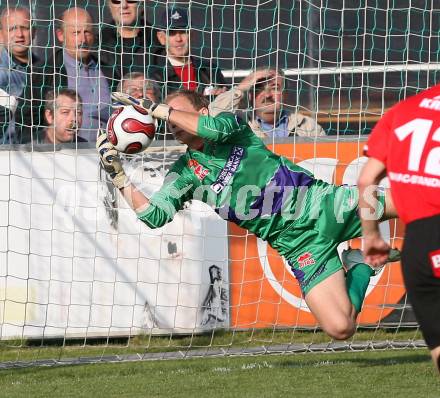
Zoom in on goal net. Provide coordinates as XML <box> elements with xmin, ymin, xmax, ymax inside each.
<box><xmin>0</xmin><ymin>0</ymin><xmax>435</xmax><ymax>367</ymax></box>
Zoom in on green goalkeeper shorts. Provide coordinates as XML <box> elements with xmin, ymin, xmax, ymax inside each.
<box><xmin>273</xmin><ymin>185</ymin><xmax>386</xmax><ymax>296</ymax></box>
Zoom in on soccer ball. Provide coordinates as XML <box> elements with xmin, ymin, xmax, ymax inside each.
<box><xmin>107</xmin><ymin>105</ymin><xmax>156</xmax><ymax>154</ymax></box>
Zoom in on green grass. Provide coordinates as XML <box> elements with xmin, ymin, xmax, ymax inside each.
<box><xmin>0</xmin><ymin>328</ymin><xmax>424</xmax><ymax>363</ymax></box>
<box><xmin>0</xmin><ymin>349</ymin><xmax>439</xmax><ymax>397</ymax></box>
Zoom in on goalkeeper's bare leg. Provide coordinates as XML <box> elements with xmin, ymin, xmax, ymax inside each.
<box><xmin>304</xmin><ymin>190</ymin><xmax>397</xmax><ymax>340</ymax></box>
<box><xmin>305</xmin><ymin>270</ymin><xmax>356</xmax><ymax>339</ymax></box>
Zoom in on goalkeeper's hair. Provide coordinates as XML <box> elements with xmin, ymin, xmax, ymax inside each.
<box><xmin>165</xmin><ymin>90</ymin><xmax>210</xmax><ymax>111</ymax></box>
<box><xmin>44</xmin><ymin>88</ymin><xmax>83</xmax><ymax>115</ymax></box>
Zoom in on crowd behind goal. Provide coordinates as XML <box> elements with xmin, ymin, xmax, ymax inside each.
<box><xmin>0</xmin><ymin>2</ymin><xmax>325</xmax><ymax>146</ymax></box>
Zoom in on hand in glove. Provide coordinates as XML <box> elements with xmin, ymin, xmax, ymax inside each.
<box><xmin>96</xmin><ymin>130</ymin><xmax>128</xmax><ymax>189</ymax></box>
<box><xmin>111</xmin><ymin>92</ymin><xmax>172</xmax><ymax>121</ymax></box>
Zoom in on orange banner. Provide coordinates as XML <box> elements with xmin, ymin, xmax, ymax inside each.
<box><xmin>229</xmin><ymin>141</ymin><xmax>406</xmax><ymax>328</ymax></box>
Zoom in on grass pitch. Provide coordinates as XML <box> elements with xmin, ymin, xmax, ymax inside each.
<box><xmin>0</xmin><ymin>328</ymin><xmax>425</xmax><ymax>363</ymax></box>
<box><xmin>0</xmin><ymin>349</ymin><xmax>439</xmax><ymax>398</ymax></box>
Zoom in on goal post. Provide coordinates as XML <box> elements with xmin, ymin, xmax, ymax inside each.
<box><xmin>0</xmin><ymin>138</ymin><xmax>420</xmax><ymax>366</ymax></box>
<box><xmin>1</xmin><ymin>0</ymin><xmax>436</xmax><ymax>366</ymax></box>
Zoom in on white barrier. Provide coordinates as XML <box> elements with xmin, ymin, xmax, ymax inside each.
<box><xmin>0</xmin><ymin>148</ymin><xmax>229</xmax><ymax>339</ymax></box>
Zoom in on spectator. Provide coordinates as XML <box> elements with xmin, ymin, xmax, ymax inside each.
<box><xmin>100</xmin><ymin>0</ymin><xmax>160</xmax><ymax>78</ymax></box>
<box><xmin>117</xmin><ymin>71</ymin><xmax>160</xmax><ymax>102</ymax></box>
<box><xmin>0</xmin><ymin>5</ymin><xmax>38</xmax><ymax>144</ymax></box>
<box><xmin>41</xmin><ymin>7</ymin><xmax>115</xmax><ymax>142</ymax></box>
<box><xmin>210</xmin><ymin>68</ymin><xmax>325</xmax><ymax>139</ymax></box>
<box><xmin>35</xmin><ymin>88</ymin><xmax>86</xmax><ymax>144</ymax></box>
<box><xmin>149</xmin><ymin>6</ymin><xmax>226</xmax><ymax>97</ymax></box>
<box><xmin>117</xmin><ymin>71</ymin><xmax>175</xmax><ymax>139</ymax></box>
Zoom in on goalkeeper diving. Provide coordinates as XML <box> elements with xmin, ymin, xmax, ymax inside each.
<box><xmin>98</xmin><ymin>89</ymin><xmax>399</xmax><ymax>340</ymax></box>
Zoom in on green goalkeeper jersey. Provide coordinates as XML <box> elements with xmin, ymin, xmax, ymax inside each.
<box><xmin>138</xmin><ymin>112</ymin><xmax>336</xmax><ymax>259</ymax></box>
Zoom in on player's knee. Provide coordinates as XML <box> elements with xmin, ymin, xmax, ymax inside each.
<box><xmin>324</xmin><ymin>319</ymin><xmax>355</xmax><ymax>340</ymax></box>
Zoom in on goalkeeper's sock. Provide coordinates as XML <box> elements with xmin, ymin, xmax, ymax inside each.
<box><xmin>346</xmin><ymin>263</ymin><xmax>374</xmax><ymax>314</ymax></box>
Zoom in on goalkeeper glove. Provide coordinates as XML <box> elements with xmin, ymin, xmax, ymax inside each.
<box><xmin>96</xmin><ymin>130</ymin><xmax>129</xmax><ymax>189</ymax></box>
<box><xmin>111</xmin><ymin>92</ymin><xmax>172</xmax><ymax>121</ymax></box>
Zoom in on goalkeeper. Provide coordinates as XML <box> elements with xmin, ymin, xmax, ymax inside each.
<box><xmin>98</xmin><ymin>89</ymin><xmax>398</xmax><ymax>340</ymax></box>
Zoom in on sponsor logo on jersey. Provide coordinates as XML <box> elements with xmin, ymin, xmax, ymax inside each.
<box><xmin>289</xmin><ymin>257</ymin><xmax>325</xmax><ymax>292</ymax></box>
<box><xmin>389</xmin><ymin>171</ymin><xmax>440</xmax><ymax>187</ymax></box>
<box><xmin>429</xmin><ymin>249</ymin><xmax>440</xmax><ymax>278</ymax></box>
<box><xmin>188</xmin><ymin>159</ymin><xmax>209</xmax><ymax>181</ymax></box>
<box><xmin>297</xmin><ymin>252</ymin><xmax>315</xmax><ymax>268</ymax></box>
<box><xmin>419</xmin><ymin>95</ymin><xmax>440</xmax><ymax>111</ymax></box>
<box><xmin>210</xmin><ymin>146</ymin><xmax>245</xmax><ymax>193</ymax></box>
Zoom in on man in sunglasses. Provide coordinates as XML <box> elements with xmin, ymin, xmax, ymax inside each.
<box><xmin>101</xmin><ymin>0</ymin><xmax>160</xmax><ymax>79</ymax></box>
<box><xmin>148</xmin><ymin>6</ymin><xmax>226</xmax><ymax>97</ymax></box>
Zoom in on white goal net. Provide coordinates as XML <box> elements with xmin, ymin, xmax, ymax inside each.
<box><xmin>1</xmin><ymin>0</ymin><xmax>436</xmax><ymax>367</ymax></box>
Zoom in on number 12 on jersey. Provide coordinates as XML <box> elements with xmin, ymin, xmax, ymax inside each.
<box><xmin>394</xmin><ymin>118</ymin><xmax>440</xmax><ymax>176</ymax></box>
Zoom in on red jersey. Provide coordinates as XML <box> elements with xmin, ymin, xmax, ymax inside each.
<box><xmin>172</xmin><ymin>63</ymin><xmax>197</xmax><ymax>91</ymax></box>
<box><xmin>366</xmin><ymin>84</ymin><xmax>440</xmax><ymax>224</ymax></box>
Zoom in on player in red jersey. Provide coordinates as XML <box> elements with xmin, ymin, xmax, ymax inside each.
<box><xmin>358</xmin><ymin>85</ymin><xmax>440</xmax><ymax>374</ymax></box>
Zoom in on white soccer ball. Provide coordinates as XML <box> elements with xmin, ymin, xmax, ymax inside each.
<box><xmin>107</xmin><ymin>105</ymin><xmax>156</xmax><ymax>154</ymax></box>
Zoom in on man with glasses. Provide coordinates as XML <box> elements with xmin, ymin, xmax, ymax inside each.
<box><xmin>117</xmin><ymin>71</ymin><xmax>176</xmax><ymax>140</ymax></box>
<box><xmin>101</xmin><ymin>0</ymin><xmax>160</xmax><ymax>78</ymax></box>
<box><xmin>211</xmin><ymin>68</ymin><xmax>325</xmax><ymax>139</ymax></box>
<box><xmin>117</xmin><ymin>71</ymin><xmax>160</xmax><ymax>102</ymax></box>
